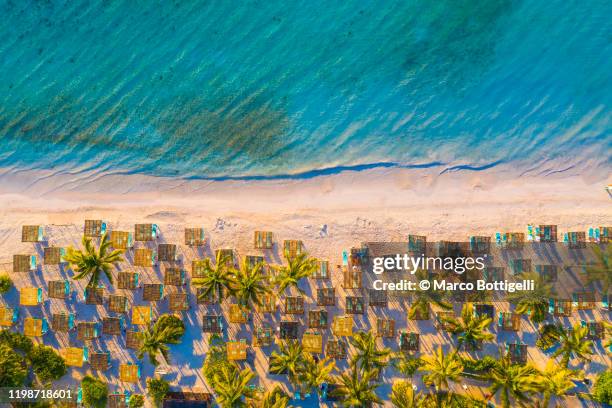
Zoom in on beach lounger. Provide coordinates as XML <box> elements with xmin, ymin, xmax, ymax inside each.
<box><xmin>110</xmin><ymin>231</ymin><xmax>133</xmax><ymax>249</ymax></box>
<box><xmin>308</xmin><ymin>310</ymin><xmax>328</xmax><ymax>329</ymax></box>
<box><xmin>536</xmin><ymin>265</ymin><xmax>558</xmax><ymax>282</ymax></box>
<box><xmin>61</xmin><ymin>347</ymin><xmax>84</xmax><ymax>367</ymax></box>
<box><xmin>227</xmin><ymin>340</ymin><xmax>248</xmax><ymax>361</ymax></box>
<box><xmin>326</xmin><ymin>338</ymin><xmax>347</xmax><ymax>359</ymax></box>
<box><xmin>84</xmin><ymin>220</ymin><xmax>107</xmax><ymax>237</ymax></box>
<box><xmin>48</xmin><ymin>280</ymin><xmax>70</xmax><ymax>299</ymax></box>
<box><xmin>510</xmin><ymin>259</ymin><xmax>532</xmax><ymax>275</ymax></box>
<box><xmin>108</xmin><ymin>392</ymin><xmax>130</xmax><ymax>408</ymax></box>
<box><xmin>253</xmin><ymin>325</ymin><xmax>274</xmax><ymax>347</ymax></box>
<box><xmin>132</xmin><ymin>306</ymin><xmax>152</xmax><ymax>326</ymax></box>
<box><xmin>134</xmin><ymin>224</ymin><xmax>158</xmax><ymax>241</ymax></box>
<box><xmin>21</xmin><ymin>225</ymin><xmax>44</xmax><ymax>242</ymax></box>
<box><xmin>581</xmin><ymin>320</ymin><xmax>605</xmax><ymax>340</ymax></box>
<box><xmin>469</xmin><ymin>236</ymin><xmax>491</xmax><ymax>254</ymax></box>
<box><xmin>283</xmin><ymin>240</ymin><xmax>303</xmax><ymax>260</ymax></box>
<box><xmin>85</xmin><ymin>287</ymin><xmax>104</xmax><ymax>305</ymax></box>
<box><xmin>317</xmin><ymin>288</ymin><xmax>335</xmax><ymax>306</ymax></box>
<box><xmin>0</xmin><ymin>307</ymin><xmax>18</xmax><ymax>327</ymax></box>
<box><xmin>345</xmin><ymin>296</ymin><xmax>365</xmax><ymax>314</ymax></box>
<box><xmin>474</xmin><ymin>304</ymin><xmax>495</xmax><ymax>320</ymax></box>
<box><xmin>168</xmin><ymin>293</ymin><xmax>189</xmax><ymax>312</ymax></box>
<box><xmin>408</xmin><ymin>235</ymin><xmax>426</xmax><ymax>254</ymax></box>
<box><xmin>52</xmin><ymin>312</ymin><xmax>75</xmax><ymax>332</ymax></box>
<box><xmin>164</xmin><ymin>267</ymin><xmax>186</xmax><ymax>286</ymax></box>
<box><xmin>191</xmin><ymin>259</ymin><xmax>208</xmax><ymax>279</ymax></box>
<box><xmin>573</xmin><ymin>291</ymin><xmax>596</xmax><ymax>310</ymax></box>
<box><xmin>279</xmin><ymin>321</ymin><xmax>299</xmax><ymax>340</ymax></box>
<box><xmin>20</xmin><ymin>287</ymin><xmax>42</xmax><ymax>306</ymax></box>
<box><xmin>117</xmin><ymin>271</ymin><xmax>139</xmax><ymax>289</ymax></box>
<box><xmin>332</xmin><ymin>316</ymin><xmax>353</xmax><ymax>337</ymax></box>
<box><xmin>284</xmin><ymin>296</ymin><xmax>304</xmax><ymax>314</ymax></box>
<box><xmin>215</xmin><ymin>249</ymin><xmax>236</xmax><ymax>267</ymax></box>
<box><xmin>108</xmin><ymin>295</ymin><xmax>128</xmax><ymax>313</ymax></box>
<box><xmin>399</xmin><ymin>332</ymin><xmax>420</xmax><ymax>353</ymax></box>
<box><xmin>134</xmin><ymin>248</ymin><xmax>155</xmax><ymax>267</ymax></box>
<box><xmin>157</xmin><ymin>244</ymin><xmax>178</xmax><ymax>262</ymax></box>
<box><xmin>257</xmin><ymin>293</ymin><xmax>276</xmax><ymax>313</ymax></box>
<box><xmin>44</xmin><ymin>247</ymin><xmax>66</xmax><ymax>265</ymax></box>
<box><xmin>314</xmin><ymin>260</ymin><xmax>330</xmax><ymax>279</ymax></box>
<box><xmin>85</xmin><ymin>348</ymin><xmax>111</xmax><ymax>371</ymax></box>
<box><xmin>548</xmin><ymin>298</ymin><xmax>572</xmax><ymax>317</ymax></box>
<box><xmin>504</xmin><ymin>233</ymin><xmax>525</xmax><ymax>249</ymax></box>
<box><xmin>185</xmin><ymin>227</ymin><xmax>205</xmax><ymax>246</ymax></box>
<box><xmin>119</xmin><ymin>363</ymin><xmax>141</xmax><ymax>383</ymax></box>
<box><xmin>77</xmin><ymin>322</ymin><xmax>100</xmax><ymax>341</ymax></box>
<box><xmin>102</xmin><ymin>316</ymin><xmax>124</xmax><ymax>335</ymax></box>
<box><xmin>566</xmin><ymin>231</ymin><xmax>587</xmax><ymax>249</ymax></box>
<box><xmin>600</xmin><ymin>226</ymin><xmax>611</xmax><ymax>243</ymax></box>
<box><xmin>303</xmin><ymin>331</ymin><xmax>323</xmax><ymax>354</ymax></box>
<box><xmin>498</xmin><ymin>312</ymin><xmax>521</xmax><ymax>331</ymax></box>
<box><xmin>142</xmin><ymin>283</ymin><xmax>164</xmax><ymax>301</ymax></box>
<box><xmin>24</xmin><ymin>317</ymin><xmax>48</xmax><ymax>337</ymax></box>
<box><xmin>505</xmin><ymin>342</ymin><xmax>528</xmax><ymax>364</ymax></box>
<box><xmin>229</xmin><ymin>304</ymin><xmax>248</xmax><ymax>323</ymax></box>
<box><xmin>376</xmin><ymin>318</ymin><xmax>395</xmax><ymax>338</ymax></box>
<box><xmin>538</xmin><ymin>225</ymin><xmax>558</xmax><ymax>242</ymax></box>
<box><xmin>126</xmin><ymin>330</ymin><xmax>144</xmax><ymax>350</ymax></box>
<box><xmin>202</xmin><ymin>314</ymin><xmax>223</xmax><ymax>334</ymax></box>
<box><xmin>13</xmin><ymin>254</ymin><xmax>36</xmax><ymax>272</ymax></box>
<box><xmin>368</xmin><ymin>289</ymin><xmax>388</xmax><ymax>307</ymax></box>
<box><xmin>254</xmin><ymin>231</ymin><xmax>273</xmax><ymax>249</ymax></box>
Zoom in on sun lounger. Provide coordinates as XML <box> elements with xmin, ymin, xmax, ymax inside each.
<box><xmin>20</xmin><ymin>287</ymin><xmax>42</xmax><ymax>306</ymax></box>
<box><xmin>510</xmin><ymin>259</ymin><xmax>531</xmax><ymax>275</ymax></box>
<box><xmin>134</xmin><ymin>248</ymin><xmax>155</xmax><ymax>267</ymax></box>
<box><xmin>85</xmin><ymin>287</ymin><xmax>104</xmax><ymax>305</ymax></box>
<box><xmin>399</xmin><ymin>332</ymin><xmax>420</xmax><ymax>353</ymax></box>
<box><xmin>408</xmin><ymin>235</ymin><xmax>426</xmax><ymax>254</ymax></box>
<box><xmin>117</xmin><ymin>271</ymin><xmax>139</xmax><ymax>289</ymax></box>
<box><xmin>469</xmin><ymin>236</ymin><xmax>491</xmax><ymax>254</ymax></box>
<box><xmin>345</xmin><ymin>296</ymin><xmax>365</xmax><ymax>314</ymax></box>
<box><xmin>376</xmin><ymin>318</ymin><xmax>395</xmax><ymax>338</ymax></box>
<box><xmin>168</xmin><ymin>293</ymin><xmax>189</xmax><ymax>312</ymax></box>
<box><xmin>134</xmin><ymin>224</ymin><xmax>158</xmax><ymax>241</ymax></box>
<box><xmin>257</xmin><ymin>293</ymin><xmax>276</xmax><ymax>313</ymax></box>
<box><xmin>108</xmin><ymin>295</ymin><xmax>128</xmax><ymax>313</ymax></box>
<box><xmin>326</xmin><ymin>338</ymin><xmax>348</xmax><ymax>359</ymax></box>
<box><xmin>573</xmin><ymin>291</ymin><xmax>596</xmax><ymax>310</ymax></box>
<box><xmin>253</xmin><ymin>325</ymin><xmax>274</xmax><ymax>347</ymax></box>
<box><xmin>581</xmin><ymin>320</ymin><xmax>605</xmax><ymax>340</ymax></box>
<box><xmin>13</xmin><ymin>254</ymin><xmax>36</xmax><ymax>272</ymax></box>
<box><xmin>108</xmin><ymin>392</ymin><xmax>130</xmax><ymax>408</ymax></box>
<box><xmin>0</xmin><ymin>307</ymin><xmax>18</xmax><ymax>326</ymax></box>
<box><xmin>308</xmin><ymin>310</ymin><xmax>328</xmax><ymax>329</ymax></box>
<box><xmin>202</xmin><ymin>314</ymin><xmax>223</xmax><ymax>334</ymax></box>
<box><xmin>52</xmin><ymin>312</ymin><xmax>75</xmax><ymax>332</ymax></box>
<box><xmin>132</xmin><ymin>306</ymin><xmax>152</xmax><ymax>326</ymax></box>
<box><xmin>119</xmin><ymin>363</ymin><xmax>141</xmax><ymax>383</ymax></box>
<box><xmin>283</xmin><ymin>240</ymin><xmax>303</xmax><ymax>260</ymax></box>
<box><xmin>158</xmin><ymin>244</ymin><xmax>178</xmax><ymax>262</ymax></box>
<box><xmin>22</xmin><ymin>225</ymin><xmax>43</xmax><ymax>242</ymax></box>
<box><xmin>44</xmin><ymin>247</ymin><xmax>66</xmax><ymax>265</ymax></box>
<box><xmin>314</xmin><ymin>260</ymin><xmax>330</xmax><ymax>279</ymax></box>
<box><xmin>229</xmin><ymin>304</ymin><xmax>248</xmax><ymax>323</ymax></box>
<box><xmin>48</xmin><ymin>280</ymin><xmax>70</xmax><ymax>299</ymax></box>
<box><xmin>368</xmin><ymin>289</ymin><xmax>388</xmax><ymax>307</ymax></box>
<box><xmin>505</xmin><ymin>342</ymin><xmax>527</xmax><ymax>364</ymax></box>
<box><xmin>317</xmin><ymin>288</ymin><xmax>335</xmax><ymax>306</ymax></box>
<box><xmin>110</xmin><ymin>231</ymin><xmax>133</xmax><ymax>249</ymax></box>
<box><xmin>142</xmin><ymin>283</ymin><xmax>164</xmax><ymax>301</ymax></box>
<box><xmin>85</xmin><ymin>348</ymin><xmax>111</xmax><ymax>371</ymax></box>
<box><xmin>303</xmin><ymin>331</ymin><xmax>323</xmax><ymax>354</ymax></box>
<box><xmin>332</xmin><ymin>316</ymin><xmax>353</xmax><ymax>337</ymax></box>
<box><xmin>227</xmin><ymin>340</ymin><xmax>248</xmax><ymax>361</ymax></box>
<box><xmin>102</xmin><ymin>316</ymin><xmax>124</xmax><ymax>335</ymax></box>
<box><xmin>279</xmin><ymin>321</ymin><xmax>299</xmax><ymax>339</ymax></box>
<box><xmin>126</xmin><ymin>330</ymin><xmax>143</xmax><ymax>349</ymax></box>
<box><xmin>164</xmin><ymin>267</ymin><xmax>185</xmax><ymax>286</ymax></box>
<box><xmin>565</xmin><ymin>231</ymin><xmax>587</xmax><ymax>249</ymax></box>
<box><xmin>284</xmin><ymin>296</ymin><xmax>304</xmax><ymax>314</ymax></box>
<box><xmin>185</xmin><ymin>227</ymin><xmax>205</xmax><ymax>246</ymax></box>
<box><xmin>24</xmin><ymin>317</ymin><xmax>48</xmax><ymax>337</ymax></box>
<box><xmin>84</xmin><ymin>220</ymin><xmax>107</xmax><ymax>238</ymax></box>
<box><xmin>77</xmin><ymin>322</ymin><xmax>100</xmax><ymax>341</ymax></box>
<box><xmin>254</xmin><ymin>231</ymin><xmax>273</xmax><ymax>249</ymax></box>
<box><xmin>498</xmin><ymin>312</ymin><xmax>521</xmax><ymax>331</ymax></box>
<box><xmin>61</xmin><ymin>347</ymin><xmax>84</xmax><ymax>367</ymax></box>
<box><xmin>549</xmin><ymin>298</ymin><xmax>572</xmax><ymax>317</ymax></box>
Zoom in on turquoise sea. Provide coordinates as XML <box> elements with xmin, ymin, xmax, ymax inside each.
<box><xmin>0</xmin><ymin>0</ymin><xmax>610</xmax><ymax>180</ymax></box>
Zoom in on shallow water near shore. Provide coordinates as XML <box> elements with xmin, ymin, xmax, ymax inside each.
<box><xmin>0</xmin><ymin>0</ymin><xmax>610</xmax><ymax>183</ymax></box>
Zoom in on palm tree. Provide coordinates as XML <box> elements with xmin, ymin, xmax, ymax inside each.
<box><xmin>274</xmin><ymin>251</ymin><xmax>318</xmax><ymax>294</ymax></box>
<box><xmin>298</xmin><ymin>354</ymin><xmax>335</xmax><ymax>396</ymax></box>
<box><xmin>419</xmin><ymin>347</ymin><xmax>463</xmax><ymax>391</ymax></box>
<box><xmin>487</xmin><ymin>356</ymin><xmax>539</xmax><ymax>408</ymax></box>
<box><xmin>331</xmin><ymin>367</ymin><xmax>382</xmax><ymax>407</ymax></box>
<box><xmin>552</xmin><ymin>324</ymin><xmax>594</xmax><ymax>367</ymax></box>
<box><xmin>234</xmin><ymin>259</ymin><xmax>270</xmax><ymax>307</ymax></box>
<box><xmin>193</xmin><ymin>252</ymin><xmax>236</xmax><ymax>303</ymax></box>
<box><xmin>409</xmin><ymin>270</ymin><xmax>452</xmax><ymax>320</ymax></box>
<box><xmin>507</xmin><ymin>272</ymin><xmax>553</xmax><ymax>324</ymax></box>
<box><xmin>250</xmin><ymin>385</ymin><xmax>290</xmax><ymax>408</ymax></box>
<box><xmin>268</xmin><ymin>341</ymin><xmax>304</xmax><ymax>384</ymax></box>
<box><xmin>250</xmin><ymin>385</ymin><xmax>291</xmax><ymax>408</ymax></box>
<box><xmin>443</xmin><ymin>303</ymin><xmax>493</xmax><ymax>350</ymax></box>
<box><xmin>534</xmin><ymin>361</ymin><xmax>578</xmax><ymax>407</ymax></box>
<box><xmin>213</xmin><ymin>366</ymin><xmax>257</xmax><ymax>408</ymax></box>
<box><xmin>584</xmin><ymin>244</ymin><xmax>611</xmax><ymax>293</ymax></box>
<box><xmin>349</xmin><ymin>331</ymin><xmax>391</xmax><ymax>376</ymax></box>
<box><xmin>390</xmin><ymin>381</ymin><xmax>423</xmax><ymax>408</ymax></box>
<box><xmin>137</xmin><ymin>315</ymin><xmax>185</xmax><ymax>366</ymax></box>
<box><xmin>64</xmin><ymin>232</ymin><xmax>124</xmax><ymax>288</ymax></box>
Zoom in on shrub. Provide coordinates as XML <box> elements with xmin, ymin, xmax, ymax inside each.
<box><xmin>0</xmin><ymin>275</ymin><xmax>12</xmax><ymax>293</ymax></box>
<box><xmin>393</xmin><ymin>355</ymin><xmax>423</xmax><ymax>377</ymax></box>
<box><xmin>155</xmin><ymin>314</ymin><xmax>186</xmax><ymax>339</ymax></box>
<box><xmin>147</xmin><ymin>378</ymin><xmax>170</xmax><ymax>406</ymax></box>
<box><xmin>461</xmin><ymin>355</ymin><xmax>498</xmax><ymax>373</ymax></box>
<box><xmin>81</xmin><ymin>375</ymin><xmax>107</xmax><ymax>408</ymax></box>
<box><xmin>28</xmin><ymin>345</ymin><xmax>67</xmax><ymax>382</ymax></box>
<box><xmin>128</xmin><ymin>394</ymin><xmax>145</xmax><ymax>408</ymax></box>
<box><xmin>594</xmin><ymin>370</ymin><xmax>612</xmax><ymax>405</ymax></box>
<box><xmin>536</xmin><ymin>324</ymin><xmax>563</xmax><ymax>350</ymax></box>
<box><xmin>0</xmin><ymin>343</ymin><xmax>27</xmax><ymax>386</ymax></box>
<box><xmin>0</xmin><ymin>330</ymin><xmax>33</xmax><ymax>354</ymax></box>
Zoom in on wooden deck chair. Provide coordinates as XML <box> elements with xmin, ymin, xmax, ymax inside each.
<box><xmin>185</xmin><ymin>227</ymin><xmax>205</xmax><ymax>246</ymax></box>
<box><xmin>134</xmin><ymin>223</ymin><xmax>158</xmax><ymax>241</ymax></box>
<box><xmin>110</xmin><ymin>231</ymin><xmax>133</xmax><ymax>249</ymax></box>
<box><xmin>22</xmin><ymin>225</ymin><xmax>43</xmax><ymax>242</ymax></box>
<box><xmin>84</xmin><ymin>220</ymin><xmax>107</xmax><ymax>237</ymax></box>
<box><xmin>13</xmin><ymin>254</ymin><xmax>36</xmax><ymax>272</ymax></box>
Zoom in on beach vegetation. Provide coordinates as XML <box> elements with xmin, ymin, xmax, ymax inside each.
<box><xmin>0</xmin><ymin>343</ymin><xmax>27</xmax><ymax>387</ymax></box>
<box><xmin>28</xmin><ymin>344</ymin><xmax>67</xmax><ymax>383</ymax></box>
<box><xmin>193</xmin><ymin>252</ymin><xmax>236</xmax><ymax>303</ymax></box>
<box><xmin>81</xmin><ymin>375</ymin><xmax>108</xmax><ymax>408</ymax></box>
<box><xmin>408</xmin><ymin>270</ymin><xmax>452</xmax><ymax>320</ymax></box>
<box><xmin>393</xmin><ymin>354</ymin><xmax>423</xmax><ymax>378</ymax></box>
<box><xmin>329</xmin><ymin>367</ymin><xmax>382</xmax><ymax>407</ymax></box>
<box><xmin>212</xmin><ymin>365</ymin><xmax>257</xmax><ymax>408</ymax></box>
<box><xmin>593</xmin><ymin>369</ymin><xmax>612</xmax><ymax>405</ymax></box>
<box><xmin>253</xmin><ymin>385</ymin><xmax>291</xmax><ymax>408</ymax></box>
<box><xmin>138</xmin><ymin>314</ymin><xmax>185</xmax><ymax>365</ymax></box>
<box><xmin>0</xmin><ymin>330</ymin><xmax>33</xmax><ymax>353</ymax></box>
<box><xmin>268</xmin><ymin>340</ymin><xmax>304</xmax><ymax>383</ymax></box>
<box><xmin>349</xmin><ymin>330</ymin><xmax>391</xmax><ymax>377</ymax></box>
<box><xmin>202</xmin><ymin>336</ymin><xmax>233</xmax><ymax>387</ymax></box>
<box><xmin>0</xmin><ymin>274</ymin><xmax>12</xmax><ymax>293</ymax></box>
<box><xmin>486</xmin><ymin>356</ymin><xmax>539</xmax><ymax>408</ymax></box>
<box><xmin>535</xmin><ymin>323</ymin><xmax>564</xmax><ymax>350</ymax></box>
<box><xmin>460</xmin><ymin>355</ymin><xmax>498</xmax><ymax>376</ymax></box>
<box><xmin>419</xmin><ymin>346</ymin><xmax>463</xmax><ymax>391</ymax></box>
<box><xmin>507</xmin><ymin>272</ymin><xmax>553</xmax><ymax>323</ymax></box>
<box><xmin>274</xmin><ymin>251</ymin><xmax>318</xmax><ymax>294</ymax></box>
<box><xmin>147</xmin><ymin>377</ymin><xmax>170</xmax><ymax>406</ymax></box>
<box><xmin>128</xmin><ymin>394</ymin><xmax>145</xmax><ymax>408</ymax></box>
<box><xmin>298</xmin><ymin>354</ymin><xmax>335</xmax><ymax>396</ymax></box>
<box><xmin>234</xmin><ymin>259</ymin><xmax>271</xmax><ymax>307</ymax></box>
<box><xmin>65</xmin><ymin>232</ymin><xmax>124</xmax><ymax>288</ymax></box>
<box><xmin>390</xmin><ymin>380</ymin><xmax>423</xmax><ymax>407</ymax></box>
<box><xmin>552</xmin><ymin>323</ymin><xmax>594</xmax><ymax>367</ymax></box>
<box><xmin>533</xmin><ymin>361</ymin><xmax>578</xmax><ymax>407</ymax></box>
<box><xmin>442</xmin><ymin>303</ymin><xmax>493</xmax><ymax>350</ymax></box>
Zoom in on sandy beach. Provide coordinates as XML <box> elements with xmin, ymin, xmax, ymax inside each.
<box><xmin>0</xmin><ymin>167</ymin><xmax>610</xmax><ymax>406</ymax></box>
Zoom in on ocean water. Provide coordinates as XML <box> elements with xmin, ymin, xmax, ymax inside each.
<box><xmin>0</xmin><ymin>0</ymin><xmax>610</xmax><ymax>180</ymax></box>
